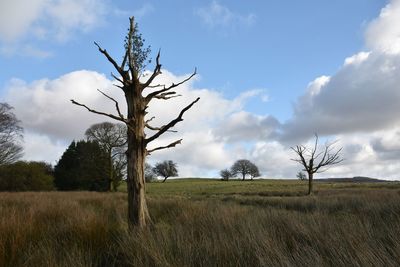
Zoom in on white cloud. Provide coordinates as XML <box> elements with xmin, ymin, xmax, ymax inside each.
<box><xmin>281</xmin><ymin>48</ymin><xmax>400</xmax><ymax>144</ymax></box>
<box><xmin>365</xmin><ymin>0</ymin><xmax>400</xmax><ymax>54</ymax></box>
<box><xmin>271</xmin><ymin>0</ymin><xmax>400</xmax><ymax>180</ymax></box>
<box><xmin>0</xmin><ymin>0</ymin><xmax>47</xmax><ymax>42</ymax></box>
<box><xmin>344</xmin><ymin>51</ymin><xmax>370</xmax><ymax>66</ymax></box>
<box><xmin>45</xmin><ymin>0</ymin><xmax>106</xmax><ymax>42</ymax></box>
<box><xmin>251</xmin><ymin>141</ymin><xmax>297</xmax><ymax>178</ymax></box>
<box><xmin>213</xmin><ymin>111</ymin><xmax>279</xmax><ymax>143</ymax></box>
<box><xmin>23</xmin><ymin>132</ymin><xmax>68</xmax><ymax>165</ymax></box>
<box><xmin>0</xmin><ymin>0</ymin><xmax>106</xmax><ymax>55</ymax></box>
<box><xmin>114</xmin><ymin>4</ymin><xmax>154</xmax><ymax>19</ymax></box>
<box><xmin>4</xmin><ymin>69</ymin><xmax>260</xmax><ymax>177</ymax></box>
<box><xmin>5</xmin><ymin>70</ymin><xmax>117</xmax><ymax>141</ymax></box>
<box><xmin>195</xmin><ymin>1</ymin><xmax>256</xmax><ymax>29</ymax></box>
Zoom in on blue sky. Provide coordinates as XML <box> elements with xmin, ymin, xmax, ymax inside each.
<box><xmin>1</xmin><ymin>0</ymin><xmax>400</xmax><ymax>179</ymax></box>
<box><xmin>1</xmin><ymin>0</ymin><xmax>384</xmax><ymax>118</ymax></box>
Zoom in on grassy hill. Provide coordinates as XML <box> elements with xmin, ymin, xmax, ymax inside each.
<box><xmin>1</xmin><ymin>179</ymin><xmax>400</xmax><ymax>266</ymax></box>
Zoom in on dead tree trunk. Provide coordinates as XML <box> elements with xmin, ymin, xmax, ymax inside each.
<box><xmin>125</xmin><ymin>88</ymin><xmax>149</xmax><ymax>225</ymax></box>
<box><xmin>71</xmin><ymin>17</ymin><xmax>199</xmax><ymax>228</ymax></box>
<box><xmin>307</xmin><ymin>171</ymin><xmax>313</xmax><ymax>195</ymax></box>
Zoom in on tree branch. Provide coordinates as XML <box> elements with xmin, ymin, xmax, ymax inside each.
<box><xmin>145</xmin><ymin>97</ymin><xmax>200</xmax><ymax>144</ymax></box>
<box><xmin>145</xmin><ymin>68</ymin><xmax>196</xmax><ymax>102</ymax></box>
<box><xmin>96</xmin><ymin>89</ymin><xmax>125</xmax><ymax>121</ymax></box>
<box><xmin>111</xmin><ymin>72</ymin><xmax>124</xmax><ymax>85</ymax></box>
<box><xmin>314</xmin><ymin>147</ymin><xmax>344</xmax><ymax>173</ymax></box>
<box><xmin>71</xmin><ymin>99</ymin><xmax>125</xmax><ymax>122</ymax></box>
<box><xmin>153</xmin><ymin>91</ymin><xmax>182</xmax><ymax>100</ymax></box>
<box><xmin>94</xmin><ymin>42</ymin><xmax>124</xmax><ymax>77</ymax></box>
<box><xmin>145</xmin><ymin>116</ymin><xmax>155</xmax><ymax>124</ymax></box>
<box><xmin>141</xmin><ymin>50</ymin><xmax>162</xmax><ymax>90</ymax></box>
<box><xmin>147</xmin><ymin>83</ymin><xmax>165</xmax><ymax>88</ymax></box>
<box><xmin>146</xmin><ymin>139</ymin><xmax>182</xmax><ymax>155</ymax></box>
<box><xmin>145</xmin><ymin>123</ymin><xmax>178</xmax><ymax>133</ymax></box>
<box><xmin>291</xmin><ymin>146</ymin><xmax>309</xmax><ymax>171</ymax></box>
<box><xmin>121</xmin><ymin>50</ymin><xmax>128</xmax><ymax>70</ymax></box>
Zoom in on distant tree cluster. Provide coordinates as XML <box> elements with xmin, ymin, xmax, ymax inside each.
<box><xmin>0</xmin><ymin>103</ymin><xmax>55</xmax><ymax>192</ymax></box>
<box><xmin>0</xmin><ymin>161</ymin><xmax>54</xmax><ymax>191</ymax></box>
<box><xmin>220</xmin><ymin>159</ymin><xmax>260</xmax><ymax>181</ymax></box>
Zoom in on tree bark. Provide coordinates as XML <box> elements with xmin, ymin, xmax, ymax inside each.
<box><xmin>162</xmin><ymin>176</ymin><xmax>168</xmax><ymax>183</ymax></box>
<box><xmin>125</xmin><ymin>89</ymin><xmax>150</xmax><ymax>228</ymax></box>
<box><xmin>307</xmin><ymin>171</ymin><xmax>313</xmax><ymax>195</ymax></box>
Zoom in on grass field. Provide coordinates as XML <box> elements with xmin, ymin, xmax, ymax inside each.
<box><xmin>1</xmin><ymin>179</ymin><xmax>400</xmax><ymax>266</ymax></box>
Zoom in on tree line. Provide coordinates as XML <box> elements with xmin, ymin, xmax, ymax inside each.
<box><xmin>0</xmin><ymin>109</ymin><xmax>181</xmax><ymax>191</ymax></box>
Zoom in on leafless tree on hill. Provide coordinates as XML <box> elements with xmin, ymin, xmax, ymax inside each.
<box><xmin>291</xmin><ymin>134</ymin><xmax>343</xmax><ymax>195</ymax></box>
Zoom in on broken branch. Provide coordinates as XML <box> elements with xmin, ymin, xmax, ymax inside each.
<box><xmin>94</xmin><ymin>42</ymin><xmax>124</xmax><ymax>77</ymax></box>
<box><xmin>96</xmin><ymin>89</ymin><xmax>125</xmax><ymax>120</ymax></box>
<box><xmin>71</xmin><ymin>99</ymin><xmax>125</xmax><ymax>122</ymax></box>
<box><xmin>147</xmin><ymin>139</ymin><xmax>182</xmax><ymax>155</ymax></box>
<box><xmin>145</xmin><ymin>97</ymin><xmax>200</xmax><ymax>144</ymax></box>
<box><xmin>145</xmin><ymin>68</ymin><xmax>196</xmax><ymax>102</ymax></box>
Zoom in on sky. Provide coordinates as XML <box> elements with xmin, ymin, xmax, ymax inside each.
<box><xmin>1</xmin><ymin>0</ymin><xmax>400</xmax><ymax>179</ymax></box>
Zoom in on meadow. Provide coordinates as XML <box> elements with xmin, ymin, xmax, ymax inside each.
<box><xmin>1</xmin><ymin>179</ymin><xmax>400</xmax><ymax>266</ymax></box>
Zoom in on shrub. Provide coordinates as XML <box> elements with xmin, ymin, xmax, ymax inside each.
<box><xmin>0</xmin><ymin>161</ymin><xmax>54</xmax><ymax>191</ymax></box>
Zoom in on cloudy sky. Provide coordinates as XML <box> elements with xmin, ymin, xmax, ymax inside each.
<box><xmin>1</xmin><ymin>0</ymin><xmax>400</xmax><ymax>179</ymax></box>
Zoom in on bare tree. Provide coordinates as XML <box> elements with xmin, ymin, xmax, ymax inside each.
<box><xmin>153</xmin><ymin>160</ymin><xmax>178</xmax><ymax>183</ymax></box>
<box><xmin>71</xmin><ymin>17</ymin><xmax>199</xmax><ymax>228</ymax></box>
<box><xmin>296</xmin><ymin>171</ymin><xmax>307</xmax><ymax>181</ymax></box>
<box><xmin>220</xmin><ymin>169</ymin><xmax>231</xmax><ymax>181</ymax></box>
<box><xmin>85</xmin><ymin>122</ymin><xmax>127</xmax><ymax>191</ymax></box>
<box><xmin>231</xmin><ymin>159</ymin><xmax>259</xmax><ymax>181</ymax></box>
<box><xmin>0</xmin><ymin>103</ymin><xmax>23</xmax><ymax>165</ymax></box>
<box><xmin>291</xmin><ymin>134</ymin><xmax>343</xmax><ymax>195</ymax></box>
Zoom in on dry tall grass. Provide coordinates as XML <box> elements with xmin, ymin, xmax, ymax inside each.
<box><xmin>1</xmin><ymin>182</ymin><xmax>400</xmax><ymax>266</ymax></box>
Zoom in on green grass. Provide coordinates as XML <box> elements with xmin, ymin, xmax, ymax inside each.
<box><xmin>1</xmin><ymin>179</ymin><xmax>400</xmax><ymax>266</ymax></box>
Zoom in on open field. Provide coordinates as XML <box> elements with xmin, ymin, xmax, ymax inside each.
<box><xmin>1</xmin><ymin>179</ymin><xmax>400</xmax><ymax>266</ymax></box>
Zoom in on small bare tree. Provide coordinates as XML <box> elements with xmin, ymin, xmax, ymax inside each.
<box><xmin>220</xmin><ymin>169</ymin><xmax>231</xmax><ymax>181</ymax></box>
<box><xmin>71</xmin><ymin>17</ymin><xmax>199</xmax><ymax>228</ymax></box>
<box><xmin>291</xmin><ymin>134</ymin><xmax>343</xmax><ymax>195</ymax></box>
<box><xmin>296</xmin><ymin>171</ymin><xmax>307</xmax><ymax>181</ymax></box>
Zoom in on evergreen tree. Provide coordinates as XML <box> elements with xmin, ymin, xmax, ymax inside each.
<box><xmin>54</xmin><ymin>140</ymin><xmax>110</xmax><ymax>191</ymax></box>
